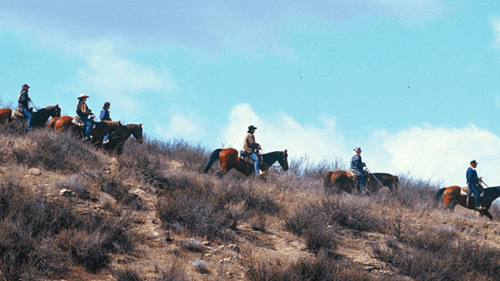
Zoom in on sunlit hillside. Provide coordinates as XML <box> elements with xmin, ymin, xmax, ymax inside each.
<box><xmin>1</xmin><ymin>117</ymin><xmax>500</xmax><ymax>281</ymax></box>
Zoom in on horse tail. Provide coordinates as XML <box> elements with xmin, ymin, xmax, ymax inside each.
<box><xmin>435</xmin><ymin>187</ymin><xmax>446</xmax><ymax>200</ymax></box>
<box><xmin>323</xmin><ymin>171</ymin><xmax>334</xmax><ymax>188</ymax></box>
<box><xmin>203</xmin><ymin>148</ymin><xmax>223</xmax><ymax>173</ymax></box>
<box><xmin>47</xmin><ymin>117</ymin><xmax>58</xmax><ymax>129</ymax></box>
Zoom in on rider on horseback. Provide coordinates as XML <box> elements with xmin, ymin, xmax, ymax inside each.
<box><xmin>467</xmin><ymin>160</ymin><xmax>484</xmax><ymax>211</ymax></box>
<box><xmin>100</xmin><ymin>102</ymin><xmax>111</xmax><ymax>144</ymax></box>
<box><xmin>243</xmin><ymin>125</ymin><xmax>263</xmax><ymax>175</ymax></box>
<box><xmin>350</xmin><ymin>147</ymin><xmax>368</xmax><ymax>195</ymax></box>
<box><xmin>18</xmin><ymin>84</ymin><xmax>33</xmax><ymax>132</ymax></box>
<box><xmin>76</xmin><ymin>93</ymin><xmax>93</xmax><ymax>142</ymax></box>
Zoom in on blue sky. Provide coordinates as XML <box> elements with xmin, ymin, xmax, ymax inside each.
<box><xmin>1</xmin><ymin>0</ymin><xmax>500</xmax><ymax>186</ymax></box>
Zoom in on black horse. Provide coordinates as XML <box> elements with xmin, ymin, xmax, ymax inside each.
<box><xmin>203</xmin><ymin>148</ymin><xmax>288</xmax><ymax>176</ymax></box>
<box><xmin>104</xmin><ymin>123</ymin><xmax>143</xmax><ymax>154</ymax></box>
<box><xmin>13</xmin><ymin>104</ymin><xmax>61</xmax><ymax>128</ymax></box>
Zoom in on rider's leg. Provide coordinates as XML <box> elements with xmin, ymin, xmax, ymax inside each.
<box><xmin>22</xmin><ymin>108</ymin><xmax>33</xmax><ymax>132</ymax></box>
<box><xmin>81</xmin><ymin>116</ymin><xmax>92</xmax><ymax>140</ymax></box>
<box><xmin>359</xmin><ymin>174</ymin><xmax>367</xmax><ymax>194</ymax></box>
<box><xmin>469</xmin><ymin>184</ymin><xmax>481</xmax><ymax>209</ymax></box>
<box><xmin>250</xmin><ymin>153</ymin><xmax>260</xmax><ymax>174</ymax></box>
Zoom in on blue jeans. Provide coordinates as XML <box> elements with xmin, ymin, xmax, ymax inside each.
<box><xmin>250</xmin><ymin>152</ymin><xmax>260</xmax><ymax>174</ymax></box>
<box><xmin>80</xmin><ymin>115</ymin><xmax>92</xmax><ymax>139</ymax></box>
<box><xmin>22</xmin><ymin>108</ymin><xmax>33</xmax><ymax>132</ymax></box>
<box><xmin>354</xmin><ymin>171</ymin><xmax>367</xmax><ymax>192</ymax></box>
<box><xmin>103</xmin><ymin>133</ymin><xmax>110</xmax><ymax>142</ymax></box>
<box><xmin>469</xmin><ymin>183</ymin><xmax>482</xmax><ymax>207</ymax></box>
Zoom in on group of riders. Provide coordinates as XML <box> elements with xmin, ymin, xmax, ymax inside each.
<box><xmin>18</xmin><ymin>84</ymin><xmax>487</xmax><ymax>207</ymax></box>
<box><xmin>247</xmin><ymin>123</ymin><xmax>486</xmax><ymax>206</ymax></box>
<box><xmin>17</xmin><ymin>84</ymin><xmax>112</xmax><ymax>142</ymax></box>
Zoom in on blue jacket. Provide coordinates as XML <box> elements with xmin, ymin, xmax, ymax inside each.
<box><xmin>100</xmin><ymin>108</ymin><xmax>110</xmax><ymax>121</ymax></box>
<box><xmin>466</xmin><ymin>167</ymin><xmax>479</xmax><ymax>185</ymax></box>
<box><xmin>17</xmin><ymin>90</ymin><xmax>30</xmax><ymax>110</ymax></box>
<box><xmin>350</xmin><ymin>153</ymin><xmax>366</xmax><ymax>175</ymax></box>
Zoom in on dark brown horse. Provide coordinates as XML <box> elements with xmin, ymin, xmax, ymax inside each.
<box><xmin>1</xmin><ymin>105</ymin><xmax>61</xmax><ymax>128</ymax></box>
<box><xmin>104</xmin><ymin>123</ymin><xmax>143</xmax><ymax>154</ymax></box>
<box><xmin>435</xmin><ymin>185</ymin><xmax>500</xmax><ymax>220</ymax></box>
<box><xmin>324</xmin><ymin>170</ymin><xmax>399</xmax><ymax>194</ymax></box>
<box><xmin>203</xmin><ymin>148</ymin><xmax>288</xmax><ymax>176</ymax></box>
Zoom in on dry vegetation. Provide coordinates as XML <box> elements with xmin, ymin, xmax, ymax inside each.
<box><xmin>1</xmin><ymin>119</ymin><xmax>500</xmax><ymax>280</ymax></box>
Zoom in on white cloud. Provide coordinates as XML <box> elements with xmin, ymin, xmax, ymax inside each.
<box><xmin>491</xmin><ymin>16</ymin><xmax>500</xmax><ymax>48</ymax></box>
<box><xmin>155</xmin><ymin>112</ymin><xmax>204</xmax><ymax>142</ymax></box>
<box><xmin>218</xmin><ymin>104</ymin><xmax>500</xmax><ymax>187</ymax></box>
<box><xmin>76</xmin><ymin>40</ymin><xmax>177</xmax><ymax>115</ymax></box>
<box><xmin>369</xmin><ymin>125</ymin><xmax>500</xmax><ymax>186</ymax></box>
<box><xmin>219</xmin><ymin>103</ymin><xmax>346</xmax><ymax>161</ymax></box>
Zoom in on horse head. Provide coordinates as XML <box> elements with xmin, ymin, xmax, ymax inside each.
<box><xmin>278</xmin><ymin>149</ymin><xmax>289</xmax><ymax>171</ymax></box>
<box><xmin>127</xmin><ymin>123</ymin><xmax>143</xmax><ymax>143</ymax></box>
<box><xmin>47</xmin><ymin>104</ymin><xmax>61</xmax><ymax>117</ymax></box>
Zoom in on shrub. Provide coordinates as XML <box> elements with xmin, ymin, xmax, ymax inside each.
<box><xmin>246</xmin><ymin>252</ymin><xmax>374</xmax><ymax>281</ymax></box>
<box><xmin>112</xmin><ymin>267</ymin><xmax>144</xmax><ymax>281</ymax></box>
<box><xmin>10</xmin><ymin>129</ymin><xmax>103</xmax><ymax>173</ymax></box>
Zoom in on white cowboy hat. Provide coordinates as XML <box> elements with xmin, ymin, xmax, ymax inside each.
<box><xmin>77</xmin><ymin>93</ymin><xmax>89</xmax><ymax>99</ymax></box>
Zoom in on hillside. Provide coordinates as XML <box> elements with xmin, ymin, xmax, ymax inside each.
<box><xmin>1</xmin><ymin>121</ymin><xmax>500</xmax><ymax>281</ymax></box>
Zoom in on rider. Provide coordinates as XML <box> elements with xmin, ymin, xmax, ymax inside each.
<box><xmin>100</xmin><ymin>102</ymin><xmax>111</xmax><ymax>144</ymax></box>
<box><xmin>350</xmin><ymin>147</ymin><xmax>368</xmax><ymax>195</ymax></box>
<box><xmin>76</xmin><ymin>93</ymin><xmax>93</xmax><ymax>142</ymax></box>
<box><xmin>18</xmin><ymin>84</ymin><xmax>33</xmax><ymax>132</ymax></box>
<box><xmin>466</xmin><ymin>160</ymin><xmax>484</xmax><ymax>211</ymax></box>
<box><xmin>243</xmin><ymin>125</ymin><xmax>263</xmax><ymax>175</ymax></box>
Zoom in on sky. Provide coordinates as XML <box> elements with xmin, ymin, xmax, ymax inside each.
<box><xmin>1</xmin><ymin>0</ymin><xmax>500</xmax><ymax>186</ymax></box>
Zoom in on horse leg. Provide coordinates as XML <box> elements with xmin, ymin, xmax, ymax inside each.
<box><xmin>482</xmin><ymin>210</ymin><xmax>493</xmax><ymax>220</ymax></box>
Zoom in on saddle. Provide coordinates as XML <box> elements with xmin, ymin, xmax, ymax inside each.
<box><xmin>240</xmin><ymin>150</ymin><xmax>262</xmax><ymax>172</ymax></box>
<box><xmin>346</xmin><ymin>170</ymin><xmax>371</xmax><ymax>184</ymax></box>
<box><xmin>460</xmin><ymin>185</ymin><xmax>484</xmax><ymax>197</ymax></box>
<box><xmin>11</xmin><ymin>108</ymin><xmax>32</xmax><ymax>119</ymax></box>
<box><xmin>72</xmin><ymin>115</ymin><xmax>96</xmax><ymax>129</ymax></box>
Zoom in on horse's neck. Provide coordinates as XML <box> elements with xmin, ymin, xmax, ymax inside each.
<box><xmin>34</xmin><ymin>109</ymin><xmax>49</xmax><ymax>123</ymax></box>
<box><xmin>262</xmin><ymin>152</ymin><xmax>279</xmax><ymax>165</ymax></box>
<box><xmin>487</xmin><ymin>187</ymin><xmax>500</xmax><ymax>200</ymax></box>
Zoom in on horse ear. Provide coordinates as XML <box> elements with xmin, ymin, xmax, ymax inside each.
<box><xmin>139</xmin><ymin>123</ymin><xmax>142</xmax><ymax>127</ymax></box>
<box><xmin>119</xmin><ymin>121</ymin><xmax>122</xmax><ymax>124</ymax></box>
<box><xmin>284</xmin><ymin>149</ymin><xmax>288</xmax><ymax>156</ymax></box>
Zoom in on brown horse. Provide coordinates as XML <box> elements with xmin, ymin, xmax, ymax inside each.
<box><xmin>47</xmin><ymin>116</ymin><xmax>79</xmax><ymax>134</ymax></box>
<box><xmin>1</xmin><ymin>105</ymin><xmax>61</xmax><ymax>128</ymax></box>
<box><xmin>104</xmin><ymin>123</ymin><xmax>143</xmax><ymax>154</ymax></box>
<box><xmin>203</xmin><ymin>148</ymin><xmax>288</xmax><ymax>176</ymax></box>
<box><xmin>435</xmin><ymin>185</ymin><xmax>500</xmax><ymax>220</ymax></box>
<box><xmin>48</xmin><ymin>116</ymin><xmax>122</xmax><ymax>144</ymax></box>
<box><xmin>324</xmin><ymin>170</ymin><xmax>399</xmax><ymax>194</ymax></box>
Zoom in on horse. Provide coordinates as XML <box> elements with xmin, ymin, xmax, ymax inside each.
<box><xmin>1</xmin><ymin>105</ymin><xmax>61</xmax><ymax>128</ymax></box>
<box><xmin>47</xmin><ymin>116</ymin><xmax>79</xmax><ymax>134</ymax></box>
<box><xmin>48</xmin><ymin>116</ymin><xmax>124</xmax><ymax>145</ymax></box>
<box><xmin>104</xmin><ymin>123</ymin><xmax>143</xmax><ymax>154</ymax></box>
<box><xmin>323</xmin><ymin>170</ymin><xmax>399</xmax><ymax>195</ymax></box>
<box><xmin>435</xmin><ymin>185</ymin><xmax>500</xmax><ymax>220</ymax></box>
<box><xmin>203</xmin><ymin>148</ymin><xmax>288</xmax><ymax>176</ymax></box>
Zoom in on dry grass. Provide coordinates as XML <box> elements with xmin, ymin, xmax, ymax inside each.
<box><xmin>1</xmin><ymin>119</ymin><xmax>500</xmax><ymax>280</ymax></box>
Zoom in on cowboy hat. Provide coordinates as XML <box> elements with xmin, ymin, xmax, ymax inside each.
<box><xmin>77</xmin><ymin>93</ymin><xmax>89</xmax><ymax>99</ymax></box>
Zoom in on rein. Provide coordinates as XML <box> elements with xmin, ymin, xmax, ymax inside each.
<box><xmin>366</xmin><ymin>167</ymin><xmax>385</xmax><ymax>188</ymax></box>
